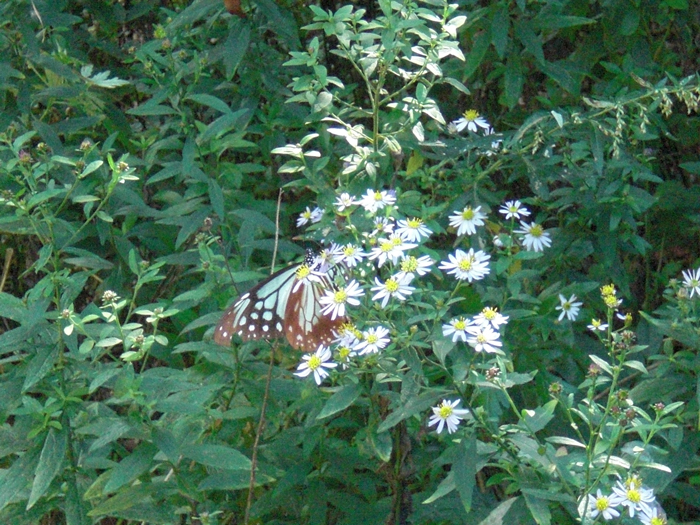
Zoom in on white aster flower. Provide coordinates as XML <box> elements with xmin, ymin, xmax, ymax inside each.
<box><xmin>291</xmin><ymin>263</ymin><xmax>325</xmax><ymax>293</ymax></box>
<box><xmin>515</xmin><ymin>221</ymin><xmax>552</xmax><ymax>252</ymax></box>
<box><xmin>358</xmin><ymin>188</ymin><xmax>396</xmax><ymax>213</ymax></box>
<box><xmin>297</xmin><ymin>207</ymin><xmax>314</xmax><ymax>227</ymax></box>
<box><xmin>294</xmin><ymin>345</ymin><xmax>337</xmax><ymax>385</ymax></box>
<box><xmin>396</xmin><ymin>217</ymin><xmax>432</xmax><ymax>242</ymax></box>
<box><xmin>439</xmin><ymin>248</ymin><xmax>491</xmax><ymax>282</ymax></box>
<box><xmin>587</xmin><ymin>489</ymin><xmax>623</xmax><ymax>521</ymax></box>
<box><xmin>369</xmin><ymin>234</ymin><xmax>416</xmax><ymax>267</ymax></box>
<box><xmin>337</xmin><ymin>243</ymin><xmax>365</xmax><ymax>268</ymax></box>
<box><xmin>335</xmin><ymin>192</ymin><xmax>357</xmax><ymax>212</ymax></box>
<box><xmin>396</xmin><ymin>255</ymin><xmax>433</xmax><ymax>280</ymax></box>
<box><xmin>334</xmin><ymin>323</ymin><xmax>362</xmax><ymax>349</ymax></box>
<box><xmin>335</xmin><ymin>344</ymin><xmax>357</xmax><ymax>369</ymax></box>
<box><xmin>370</xmin><ymin>216</ymin><xmax>395</xmax><ymax>237</ymax></box>
<box><xmin>640</xmin><ymin>503</ymin><xmax>667</xmax><ymax>525</ymax></box>
<box><xmin>428</xmin><ymin>399</ymin><xmax>470</xmax><ymax>434</ymax></box>
<box><xmin>611</xmin><ymin>480</ymin><xmax>655</xmax><ymax>518</ymax></box>
<box><xmin>319</xmin><ymin>280</ymin><xmax>365</xmax><ymax>320</ymax></box>
<box><xmin>587</xmin><ymin>319</ymin><xmax>609</xmax><ymax>332</ymax></box>
<box><xmin>355</xmin><ymin>326</ymin><xmax>391</xmax><ymax>355</ymax></box>
<box><xmin>452</xmin><ymin>109</ymin><xmax>491</xmax><ymax>133</ymax></box>
<box><xmin>499</xmin><ymin>200</ymin><xmax>531</xmax><ymax>220</ymax></box>
<box><xmin>449</xmin><ymin>205</ymin><xmax>486</xmax><ymax>236</ymax></box>
<box><xmin>442</xmin><ymin>317</ymin><xmax>472</xmax><ymax>342</ymax></box>
<box><xmin>682</xmin><ymin>267</ymin><xmax>700</xmax><ymax>298</ymax></box>
<box><xmin>473</xmin><ymin>307</ymin><xmax>509</xmax><ymax>330</ymax></box>
<box><xmin>556</xmin><ymin>294</ymin><xmax>583</xmax><ymax>321</ymax></box>
<box><xmin>371</xmin><ymin>274</ymin><xmax>415</xmax><ymax>308</ymax></box>
<box><xmin>466</xmin><ymin>324</ymin><xmax>503</xmax><ymax>353</ymax></box>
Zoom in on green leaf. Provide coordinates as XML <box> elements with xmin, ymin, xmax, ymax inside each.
<box><xmin>184</xmin><ymin>444</ymin><xmax>251</xmax><ymax>470</ymax></box>
<box><xmin>186</xmin><ymin>94</ymin><xmax>232</xmax><ymax>115</ymax></box>
<box><xmin>224</xmin><ymin>20</ymin><xmax>251</xmax><ymax>79</ymax></box>
<box><xmin>0</xmin><ymin>446</ymin><xmax>40</xmax><ymax>510</ymax></box>
<box><xmin>504</xmin><ymin>54</ymin><xmax>523</xmax><ymax>108</ymax></box>
<box><xmin>104</xmin><ymin>442</ymin><xmax>158</xmax><ymax>493</ymax></box>
<box><xmin>377</xmin><ymin>390</ymin><xmax>444</xmax><ymax>433</ymax></box>
<box><xmin>87</xmin><ymin>484</ymin><xmax>155</xmax><ymax>517</ymax></box>
<box><xmin>454</xmin><ymin>435</ymin><xmax>476</xmax><ymax>512</ymax></box>
<box><xmin>27</xmin><ymin>427</ymin><xmax>68</xmax><ymax>509</ymax></box>
<box><xmin>491</xmin><ymin>6</ymin><xmax>509</xmax><ymax>58</ymax></box>
<box><xmin>317</xmin><ymin>383</ymin><xmax>362</xmax><ymax>419</ymax></box>
<box><xmin>23</xmin><ymin>345</ymin><xmax>59</xmax><ymax>392</ymax></box>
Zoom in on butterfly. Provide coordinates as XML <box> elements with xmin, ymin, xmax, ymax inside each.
<box><xmin>213</xmin><ymin>250</ymin><xmax>347</xmax><ymax>352</ymax></box>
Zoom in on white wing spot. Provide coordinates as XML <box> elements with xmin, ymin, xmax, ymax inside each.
<box><xmin>249</xmin><ymin>325</ymin><xmax>256</xmax><ymax>332</ymax></box>
<box><xmin>238</xmin><ymin>316</ymin><xmax>247</xmax><ymax>326</ymax></box>
<box><xmin>255</xmin><ymin>301</ymin><xmax>263</xmax><ymax>309</ymax></box>
<box><xmin>263</xmin><ymin>311</ymin><xmax>273</xmax><ymax>321</ymax></box>
<box><xmin>276</xmin><ymin>322</ymin><xmax>283</xmax><ymax>331</ymax></box>
<box><xmin>222</xmin><ymin>331</ymin><xmax>228</xmax><ymax>338</ymax></box>
<box><xmin>262</xmin><ymin>325</ymin><xmax>269</xmax><ymax>332</ymax></box>
<box><xmin>251</xmin><ymin>312</ymin><xmax>259</xmax><ymax>320</ymax></box>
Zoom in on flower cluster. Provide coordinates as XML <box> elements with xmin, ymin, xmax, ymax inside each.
<box><xmin>442</xmin><ymin>306</ymin><xmax>508</xmax><ymax>354</ymax></box>
<box><xmin>586</xmin><ymin>478</ymin><xmax>664</xmax><ymax>525</ymax></box>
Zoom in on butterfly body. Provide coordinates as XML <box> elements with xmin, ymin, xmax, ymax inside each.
<box><xmin>214</xmin><ymin>251</ymin><xmax>346</xmax><ymax>351</ymax></box>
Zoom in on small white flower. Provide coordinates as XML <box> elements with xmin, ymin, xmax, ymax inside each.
<box><xmin>611</xmin><ymin>480</ymin><xmax>655</xmax><ymax>519</ymax></box>
<box><xmin>587</xmin><ymin>319</ymin><xmax>609</xmax><ymax>332</ymax></box>
<box><xmin>452</xmin><ymin>109</ymin><xmax>491</xmax><ymax>133</ymax></box>
<box><xmin>442</xmin><ymin>317</ymin><xmax>472</xmax><ymax>342</ymax></box>
<box><xmin>473</xmin><ymin>307</ymin><xmax>509</xmax><ymax>330</ymax></box>
<box><xmin>428</xmin><ymin>399</ymin><xmax>470</xmax><ymax>434</ymax></box>
<box><xmin>371</xmin><ymin>274</ymin><xmax>415</xmax><ymax>308</ymax></box>
<box><xmin>639</xmin><ymin>503</ymin><xmax>667</xmax><ymax>525</ymax></box>
<box><xmin>335</xmin><ymin>192</ymin><xmax>357</xmax><ymax>212</ymax></box>
<box><xmin>358</xmin><ymin>188</ymin><xmax>396</xmax><ymax>214</ymax></box>
<box><xmin>334</xmin><ymin>323</ymin><xmax>362</xmax><ymax>349</ymax></box>
<box><xmin>368</xmin><ymin>234</ymin><xmax>417</xmax><ymax>267</ymax></box>
<box><xmin>449</xmin><ymin>205</ymin><xmax>486</xmax><ymax>236</ymax></box>
<box><xmin>499</xmin><ymin>200</ymin><xmax>531</xmax><ymax>220</ymax></box>
<box><xmin>587</xmin><ymin>489</ymin><xmax>623</xmax><ymax>521</ymax></box>
<box><xmin>337</xmin><ymin>244</ymin><xmax>366</xmax><ymax>268</ymax></box>
<box><xmin>335</xmin><ymin>344</ymin><xmax>357</xmax><ymax>369</ymax></box>
<box><xmin>439</xmin><ymin>248</ymin><xmax>491</xmax><ymax>282</ymax></box>
<box><xmin>556</xmin><ymin>294</ymin><xmax>583</xmax><ymax>321</ymax></box>
<box><xmin>466</xmin><ymin>324</ymin><xmax>502</xmax><ymax>353</ymax></box>
<box><xmin>294</xmin><ymin>345</ymin><xmax>338</xmax><ymax>385</ymax></box>
<box><xmin>396</xmin><ymin>218</ymin><xmax>432</xmax><ymax>242</ymax></box>
<box><xmin>355</xmin><ymin>326</ymin><xmax>391</xmax><ymax>355</ymax></box>
<box><xmin>310</xmin><ymin>206</ymin><xmax>323</xmax><ymax>223</ymax></box>
<box><xmin>297</xmin><ymin>207</ymin><xmax>314</xmax><ymax>227</ymax></box>
<box><xmin>514</xmin><ymin>221</ymin><xmax>552</xmax><ymax>252</ymax></box>
<box><xmin>291</xmin><ymin>263</ymin><xmax>325</xmax><ymax>293</ymax></box>
<box><xmin>319</xmin><ymin>280</ymin><xmax>365</xmax><ymax>320</ymax></box>
<box><xmin>370</xmin><ymin>216</ymin><xmax>395</xmax><ymax>236</ymax></box>
<box><xmin>396</xmin><ymin>255</ymin><xmax>433</xmax><ymax>280</ymax></box>
<box><xmin>682</xmin><ymin>267</ymin><xmax>700</xmax><ymax>298</ymax></box>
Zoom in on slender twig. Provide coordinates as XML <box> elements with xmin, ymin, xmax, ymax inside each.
<box><xmin>0</xmin><ymin>248</ymin><xmax>13</xmax><ymax>293</ymax></box>
<box><xmin>244</xmin><ymin>341</ymin><xmax>277</xmax><ymax>525</ymax></box>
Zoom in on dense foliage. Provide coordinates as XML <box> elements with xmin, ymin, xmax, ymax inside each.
<box><xmin>0</xmin><ymin>0</ymin><xmax>699</xmax><ymax>524</ymax></box>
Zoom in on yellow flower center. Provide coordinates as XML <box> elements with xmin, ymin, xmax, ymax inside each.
<box><xmin>385</xmin><ymin>279</ymin><xmax>399</xmax><ymax>293</ymax></box>
<box><xmin>438</xmin><ymin>403</ymin><xmax>454</xmax><ymax>418</ymax></box>
<box><xmin>462</xmin><ymin>109</ymin><xmax>479</xmax><ymax>121</ymax></box>
<box><xmin>454</xmin><ymin>318</ymin><xmax>466</xmax><ymax>330</ymax></box>
<box><xmin>391</xmin><ymin>236</ymin><xmax>402</xmax><ymax>247</ymax></box>
<box><xmin>407</xmin><ymin>217</ymin><xmax>422</xmax><ymax>228</ymax></box>
<box><xmin>529</xmin><ymin>224</ymin><xmax>544</xmax><ymax>237</ymax></box>
<box><xmin>401</xmin><ymin>257</ymin><xmax>418</xmax><ymax>272</ymax></box>
<box><xmin>296</xmin><ymin>265</ymin><xmax>311</xmax><ymax>280</ymax></box>
<box><xmin>650</xmin><ymin>517</ymin><xmax>666</xmax><ymax>525</ymax></box>
<box><xmin>373</xmin><ymin>191</ymin><xmax>383</xmax><ymax>201</ymax></box>
<box><xmin>627</xmin><ymin>488</ymin><xmax>640</xmax><ymax>503</ymax></box>
<box><xmin>307</xmin><ymin>355</ymin><xmax>321</xmax><ymax>370</ymax></box>
<box><xmin>343</xmin><ymin>246</ymin><xmax>356</xmax><ymax>256</ymax></box>
<box><xmin>334</xmin><ymin>290</ymin><xmax>348</xmax><ymax>303</ymax></box>
<box><xmin>476</xmin><ymin>334</ymin><xmax>486</xmax><ymax>343</ymax></box>
<box><xmin>302</xmin><ymin>210</ymin><xmax>311</xmax><ymax>219</ymax></box>
<box><xmin>458</xmin><ymin>257</ymin><xmax>473</xmax><ymax>271</ymax></box>
<box><xmin>365</xmin><ymin>333</ymin><xmax>378</xmax><ymax>344</ymax></box>
<box><xmin>380</xmin><ymin>240</ymin><xmax>393</xmax><ymax>253</ymax></box>
<box><xmin>338</xmin><ymin>346</ymin><xmax>351</xmax><ymax>359</ymax></box>
<box><xmin>483</xmin><ymin>307</ymin><xmax>496</xmax><ymax>320</ymax></box>
<box><xmin>461</xmin><ymin>207</ymin><xmax>475</xmax><ymax>220</ymax></box>
<box><xmin>595</xmin><ymin>496</ymin><xmax>609</xmax><ymax>511</ymax></box>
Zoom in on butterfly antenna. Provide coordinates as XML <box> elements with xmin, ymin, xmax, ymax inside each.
<box><xmin>270</xmin><ymin>188</ymin><xmax>283</xmax><ymax>275</ymax></box>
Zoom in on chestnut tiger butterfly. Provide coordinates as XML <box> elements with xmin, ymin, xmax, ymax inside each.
<box><xmin>213</xmin><ymin>249</ymin><xmax>347</xmax><ymax>352</ymax></box>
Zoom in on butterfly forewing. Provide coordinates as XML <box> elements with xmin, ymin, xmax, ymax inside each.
<box><xmin>213</xmin><ymin>264</ymin><xmax>298</xmax><ymax>346</ymax></box>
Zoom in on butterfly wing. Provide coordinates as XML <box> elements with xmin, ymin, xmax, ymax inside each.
<box><xmin>213</xmin><ymin>264</ymin><xmax>298</xmax><ymax>347</ymax></box>
<box><xmin>284</xmin><ymin>273</ymin><xmax>346</xmax><ymax>351</ymax></box>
